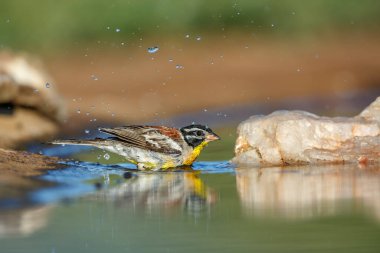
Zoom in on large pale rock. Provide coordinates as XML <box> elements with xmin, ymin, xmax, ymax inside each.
<box><xmin>233</xmin><ymin>97</ymin><xmax>380</xmax><ymax>166</ymax></box>
<box><xmin>0</xmin><ymin>52</ymin><xmax>66</xmax><ymax>148</ymax></box>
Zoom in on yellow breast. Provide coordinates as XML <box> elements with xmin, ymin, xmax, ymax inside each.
<box><xmin>183</xmin><ymin>141</ymin><xmax>208</xmax><ymax>165</ymax></box>
<box><xmin>161</xmin><ymin>160</ymin><xmax>176</xmax><ymax>169</ymax></box>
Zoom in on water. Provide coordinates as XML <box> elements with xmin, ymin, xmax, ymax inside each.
<box><xmin>103</xmin><ymin>153</ymin><xmax>110</xmax><ymax>160</ymax></box>
<box><xmin>0</xmin><ymin>135</ymin><xmax>379</xmax><ymax>252</ymax></box>
<box><xmin>147</xmin><ymin>46</ymin><xmax>159</xmax><ymax>54</ymax></box>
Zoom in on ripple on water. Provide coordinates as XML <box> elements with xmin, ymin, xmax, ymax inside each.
<box><xmin>29</xmin><ymin>160</ymin><xmax>234</xmax><ymax>205</ymax></box>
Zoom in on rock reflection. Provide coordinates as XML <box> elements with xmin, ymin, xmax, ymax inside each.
<box><xmin>0</xmin><ymin>206</ymin><xmax>53</xmax><ymax>238</ymax></box>
<box><xmin>236</xmin><ymin>165</ymin><xmax>380</xmax><ymax>220</ymax></box>
<box><xmin>91</xmin><ymin>170</ymin><xmax>216</xmax><ymax>215</ymax></box>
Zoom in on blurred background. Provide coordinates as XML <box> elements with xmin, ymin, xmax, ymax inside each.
<box><xmin>1</xmin><ymin>3</ymin><xmax>380</xmax><ymax>251</ymax></box>
<box><xmin>1</xmin><ymin>0</ymin><xmax>379</xmax><ymax>130</ymax></box>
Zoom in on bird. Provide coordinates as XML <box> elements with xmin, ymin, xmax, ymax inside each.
<box><xmin>51</xmin><ymin>124</ymin><xmax>220</xmax><ymax>171</ymax></box>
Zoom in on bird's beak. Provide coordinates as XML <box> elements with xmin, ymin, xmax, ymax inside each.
<box><xmin>206</xmin><ymin>133</ymin><xmax>221</xmax><ymax>142</ymax></box>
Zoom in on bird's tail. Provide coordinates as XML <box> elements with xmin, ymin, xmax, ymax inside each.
<box><xmin>48</xmin><ymin>138</ymin><xmax>112</xmax><ymax>147</ymax></box>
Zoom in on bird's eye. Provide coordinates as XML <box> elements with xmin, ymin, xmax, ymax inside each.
<box><xmin>195</xmin><ymin>130</ymin><xmax>203</xmax><ymax>136</ymax></box>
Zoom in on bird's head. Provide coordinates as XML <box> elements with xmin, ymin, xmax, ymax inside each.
<box><xmin>180</xmin><ymin>124</ymin><xmax>220</xmax><ymax>148</ymax></box>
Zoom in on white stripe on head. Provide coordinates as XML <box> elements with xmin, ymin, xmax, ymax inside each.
<box><xmin>185</xmin><ymin>135</ymin><xmax>203</xmax><ymax>140</ymax></box>
<box><xmin>183</xmin><ymin>127</ymin><xmax>208</xmax><ymax>133</ymax></box>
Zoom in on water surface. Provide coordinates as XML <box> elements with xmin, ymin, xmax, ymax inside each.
<box><xmin>1</xmin><ymin>138</ymin><xmax>380</xmax><ymax>253</ymax></box>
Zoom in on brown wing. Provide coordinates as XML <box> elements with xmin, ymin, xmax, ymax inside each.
<box><xmin>98</xmin><ymin>126</ymin><xmax>183</xmax><ymax>155</ymax></box>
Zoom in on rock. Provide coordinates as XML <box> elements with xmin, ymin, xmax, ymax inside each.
<box><xmin>360</xmin><ymin>97</ymin><xmax>380</xmax><ymax>122</ymax></box>
<box><xmin>0</xmin><ymin>52</ymin><xmax>66</xmax><ymax>149</ymax></box>
<box><xmin>233</xmin><ymin>97</ymin><xmax>380</xmax><ymax>166</ymax></box>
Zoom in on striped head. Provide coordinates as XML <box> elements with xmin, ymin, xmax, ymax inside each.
<box><xmin>180</xmin><ymin>124</ymin><xmax>220</xmax><ymax>148</ymax></box>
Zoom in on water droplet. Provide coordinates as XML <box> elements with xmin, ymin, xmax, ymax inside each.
<box><xmin>175</xmin><ymin>64</ymin><xmax>184</xmax><ymax>69</ymax></box>
<box><xmin>77</xmin><ymin>109</ymin><xmax>81</xmax><ymax>114</ymax></box>
<box><xmin>84</xmin><ymin>129</ymin><xmax>90</xmax><ymax>134</ymax></box>
<box><xmin>104</xmin><ymin>172</ymin><xmax>110</xmax><ymax>183</ymax></box>
<box><xmin>147</xmin><ymin>46</ymin><xmax>159</xmax><ymax>54</ymax></box>
<box><xmin>203</xmin><ymin>109</ymin><xmax>208</xmax><ymax>112</ymax></box>
<box><xmin>185</xmin><ymin>34</ymin><xmax>190</xmax><ymax>38</ymax></box>
<box><xmin>104</xmin><ymin>153</ymin><xmax>110</xmax><ymax>160</ymax></box>
<box><xmin>196</xmin><ymin>36</ymin><xmax>202</xmax><ymax>41</ymax></box>
<box><xmin>296</xmin><ymin>68</ymin><xmax>301</xmax><ymax>72</ymax></box>
<box><xmin>45</xmin><ymin>82</ymin><xmax>50</xmax><ymax>88</ymax></box>
<box><xmin>106</xmin><ymin>26</ymin><xmax>110</xmax><ymax>30</ymax></box>
<box><xmin>168</xmin><ymin>58</ymin><xmax>173</xmax><ymax>62</ymax></box>
<box><xmin>97</xmin><ymin>154</ymin><xmax>102</xmax><ymax>160</ymax></box>
<box><xmin>33</xmin><ymin>89</ymin><xmax>39</xmax><ymax>93</ymax></box>
<box><xmin>271</xmin><ymin>24</ymin><xmax>275</xmax><ymax>27</ymax></box>
<box><xmin>115</xmin><ymin>28</ymin><xmax>121</xmax><ymax>32</ymax></box>
<box><xmin>91</xmin><ymin>74</ymin><xmax>98</xmax><ymax>81</ymax></box>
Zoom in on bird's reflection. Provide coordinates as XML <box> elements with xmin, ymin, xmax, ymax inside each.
<box><xmin>91</xmin><ymin>168</ymin><xmax>216</xmax><ymax>215</ymax></box>
<box><xmin>236</xmin><ymin>164</ymin><xmax>380</xmax><ymax>220</ymax></box>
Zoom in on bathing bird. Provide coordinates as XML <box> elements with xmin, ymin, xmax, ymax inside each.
<box><xmin>51</xmin><ymin>124</ymin><xmax>220</xmax><ymax>170</ymax></box>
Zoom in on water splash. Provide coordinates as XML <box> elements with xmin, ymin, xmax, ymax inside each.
<box><xmin>27</xmin><ymin>159</ymin><xmax>234</xmax><ymax>206</ymax></box>
<box><xmin>147</xmin><ymin>46</ymin><xmax>159</xmax><ymax>54</ymax></box>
